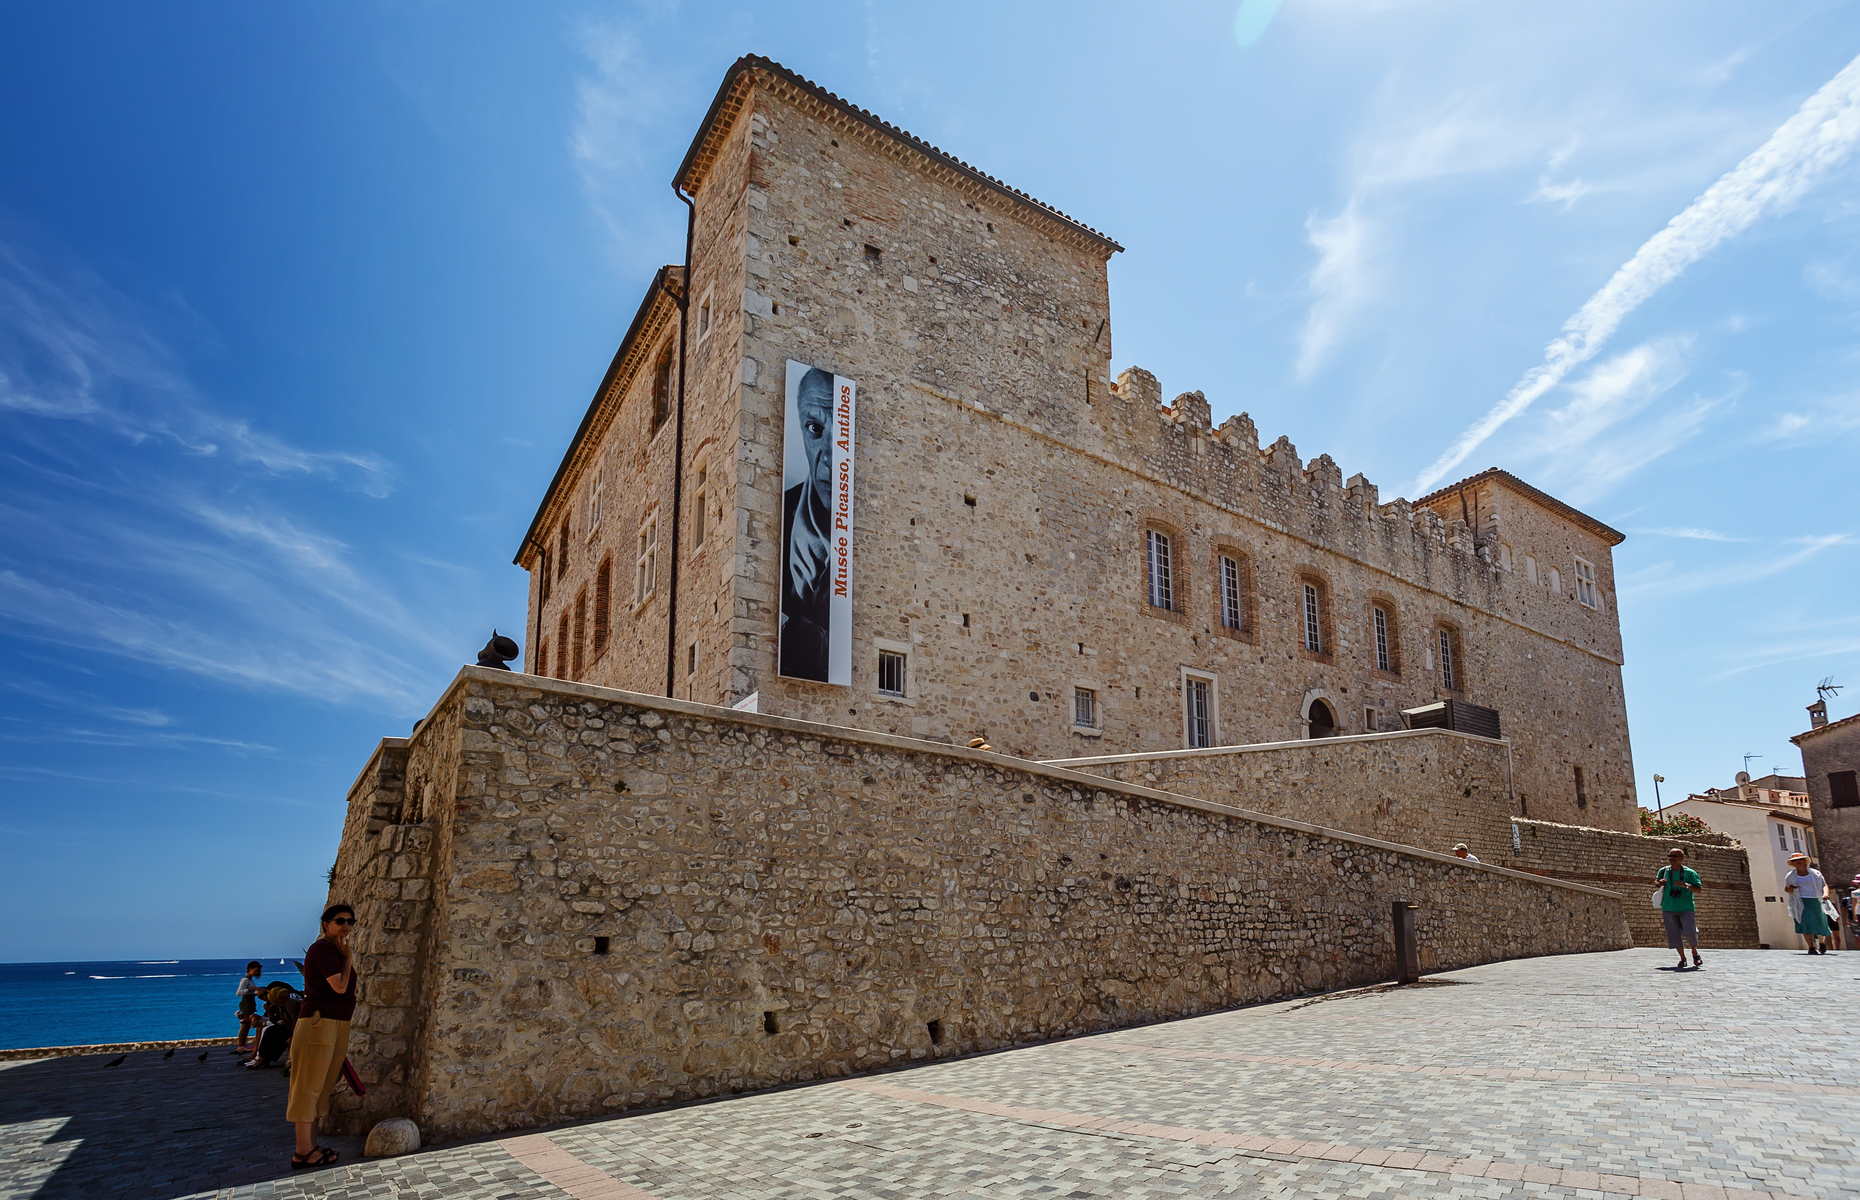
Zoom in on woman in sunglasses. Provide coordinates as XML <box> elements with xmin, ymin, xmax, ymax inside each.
<box><xmin>288</xmin><ymin>903</ymin><xmax>360</xmax><ymax>1169</ymax></box>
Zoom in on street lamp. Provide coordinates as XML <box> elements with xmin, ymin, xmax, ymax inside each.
<box><xmin>1653</xmin><ymin>774</ymin><xmax>1666</xmax><ymax>820</ymax></box>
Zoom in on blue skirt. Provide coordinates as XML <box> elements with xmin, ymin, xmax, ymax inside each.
<box><xmin>1796</xmin><ymin>899</ymin><xmax>1832</xmax><ymax>937</ymax></box>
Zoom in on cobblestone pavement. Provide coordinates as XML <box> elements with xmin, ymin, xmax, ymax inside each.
<box><xmin>3</xmin><ymin>949</ymin><xmax>1854</xmax><ymax>1199</ymax></box>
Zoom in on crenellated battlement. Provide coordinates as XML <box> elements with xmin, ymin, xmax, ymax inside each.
<box><xmin>1098</xmin><ymin>364</ymin><xmax>1500</xmax><ymax>595</ymax></box>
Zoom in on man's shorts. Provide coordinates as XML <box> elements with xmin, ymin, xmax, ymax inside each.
<box><xmin>1662</xmin><ymin>909</ymin><xmax>1699</xmax><ymax>949</ymax></box>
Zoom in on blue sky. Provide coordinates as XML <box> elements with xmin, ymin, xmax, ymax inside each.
<box><xmin>3</xmin><ymin>2</ymin><xmax>1857</xmax><ymax>961</ymax></box>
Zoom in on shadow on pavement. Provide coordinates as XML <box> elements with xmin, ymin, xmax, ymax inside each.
<box><xmin>0</xmin><ymin>1048</ymin><xmax>362</xmax><ymax>1199</ymax></box>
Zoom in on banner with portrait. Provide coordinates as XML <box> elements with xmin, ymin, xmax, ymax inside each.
<box><xmin>778</xmin><ymin>361</ymin><xmax>856</xmax><ymax>685</ymax></box>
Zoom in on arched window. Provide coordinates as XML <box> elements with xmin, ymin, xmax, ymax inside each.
<box><xmin>555</xmin><ymin>610</ymin><xmax>570</xmax><ymax>680</ymax></box>
<box><xmin>651</xmin><ymin>344</ymin><xmax>673</xmax><ymax>433</ymax></box>
<box><xmin>593</xmin><ymin>555</ymin><xmax>613</xmax><ymax>657</ymax></box>
<box><xmin>571</xmin><ymin>589</ymin><xmax>588</xmax><ymax>680</ymax></box>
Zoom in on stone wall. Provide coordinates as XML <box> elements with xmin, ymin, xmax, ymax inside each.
<box><xmin>1795</xmin><ymin>713</ymin><xmax>1860</xmax><ymax>898</ymax></box>
<box><xmin>325</xmin><ymin>668</ymin><xmax>1628</xmax><ymax>1140</ymax></box>
<box><xmin>1500</xmin><ymin>819</ymin><xmax>1758</xmax><ymax>949</ymax></box>
<box><xmin>1048</xmin><ymin>729</ymin><xmax>1516</xmax><ymax>863</ymax></box>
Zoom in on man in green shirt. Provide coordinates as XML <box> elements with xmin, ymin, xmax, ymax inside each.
<box><xmin>1658</xmin><ymin>847</ymin><xmax>1703</xmax><ymax>970</ymax></box>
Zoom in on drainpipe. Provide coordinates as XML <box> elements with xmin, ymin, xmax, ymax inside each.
<box><xmin>665</xmin><ymin>186</ymin><xmax>696</xmax><ymax>698</ymax></box>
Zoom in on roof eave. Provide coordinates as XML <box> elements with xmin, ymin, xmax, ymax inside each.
<box><xmin>512</xmin><ymin>267</ymin><xmax>680</xmax><ymax>568</ymax></box>
<box><xmin>673</xmin><ymin>55</ymin><xmax>1122</xmax><ymax>257</ymax></box>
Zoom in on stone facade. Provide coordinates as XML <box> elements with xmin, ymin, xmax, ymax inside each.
<box><xmin>1049</xmin><ymin>729</ymin><xmax>1517</xmax><ymax>863</ymax></box>
<box><xmin>1499</xmin><ymin>819</ymin><xmax>1759</xmax><ymax>950</ymax></box>
<box><xmin>516</xmin><ymin>54</ymin><xmax>1639</xmax><ymax>859</ymax></box>
<box><xmin>1793</xmin><ymin>710</ymin><xmax>1860</xmax><ymax>895</ymax></box>
<box><xmin>326</xmin><ymin>668</ymin><xmax>1628</xmax><ymax>1140</ymax></box>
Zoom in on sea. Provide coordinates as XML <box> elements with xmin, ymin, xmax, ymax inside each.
<box><xmin>0</xmin><ymin>958</ymin><xmax>304</xmax><ymax>1051</ymax></box>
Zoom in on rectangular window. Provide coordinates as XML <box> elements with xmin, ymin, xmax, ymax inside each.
<box><xmin>555</xmin><ymin>611</ymin><xmax>569</xmax><ymax>678</ymax></box>
<box><xmin>697</xmin><ymin>292</ymin><xmax>712</xmax><ymax>340</ymax></box>
<box><xmin>635</xmin><ymin>516</ymin><xmax>658</xmax><ymax>605</ymax></box>
<box><xmin>1525</xmin><ymin>555</ymin><xmax>1537</xmax><ymax>584</ymax></box>
<box><xmin>1146</xmin><ymin>530</ymin><xmax>1173</xmax><ymax>610</ymax></box>
<box><xmin>691</xmin><ymin>467</ymin><xmax>707</xmax><ymax>549</ymax></box>
<box><xmin>1778</xmin><ymin>822</ymin><xmax>1790</xmax><ymax>851</ymax></box>
<box><xmin>557</xmin><ymin>521</ymin><xmax>570</xmax><ymax>581</ymax></box>
<box><xmin>1219</xmin><ymin>555</ymin><xmax>1242</xmax><ymax>631</ymax></box>
<box><xmin>587</xmin><ymin>467</ymin><xmax>604</xmax><ymax>535</ymax></box>
<box><xmin>877</xmin><ymin>649</ymin><xmax>906</xmax><ymax>697</ymax></box>
<box><xmin>1791</xmin><ymin>825</ymin><xmax>1802</xmax><ymax>851</ymax></box>
<box><xmin>571</xmin><ymin>590</ymin><xmax>587</xmax><ymax>680</ymax></box>
<box><xmin>1074</xmin><ymin>687</ymin><xmax>1097</xmax><ymax>729</ymax></box>
<box><xmin>593</xmin><ymin>557</ymin><xmax>612</xmax><ymax>655</ymax></box>
<box><xmin>537</xmin><ymin>639</ymin><xmax>550</xmax><ymax>679</ymax></box>
<box><xmin>1574</xmin><ymin>558</ymin><xmax>1597</xmax><ymax>608</ymax></box>
<box><xmin>1365</xmin><ymin>706</ymin><xmax>1377</xmax><ymax>733</ymax></box>
<box><xmin>539</xmin><ymin>550</ymin><xmax>552</xmax><ymax>604</ymax></box>
<box><xmin>1303</xmin><ymin>583</ymin><xmax>1322</xmax><ymax>653</ymax></box>
<box><xmin>688</xmin><ymin>642</ymin><xmax>698</xmax><ymax>676</ymax></box>
<box><xmin>1573</xmin><ymin>765</ymin><xmax>1587</xmax><ymax>809</ymax></box>
<box><xmin>1548</xmin><ymin>566</ymin><xmax>1561</xmax><ymax>595</ymax></box>
<box><xmin>1185</xmin><ymin>675</ymin><xmax>1213</xmax><ymax>749</ymax></box>
<box><xmin>1438</xmin><ymin>629</ymin><xmax>1455</xmax><ymax>691</ymax></box>
<box><xmin>1373</xmin><ymin>607</ymin><xmax>1390</xmax><ymax>672</ymax></box>
<box><xmin>1832</xmin><ymin>770</ymin><xmax>1860</xmax><ymax>809</ymax></box>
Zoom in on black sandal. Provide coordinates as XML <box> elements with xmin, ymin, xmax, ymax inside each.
<box><xmin>292</xmin><ymin>1146</ymin><xmax>339</xmax><ymax>1169</ymax></box>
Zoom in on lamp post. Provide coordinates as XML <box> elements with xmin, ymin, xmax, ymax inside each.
<box><xmin>1653</xmin><ymin>773</ymin><xmax>1666</xmax><ymax>821</ymax></box>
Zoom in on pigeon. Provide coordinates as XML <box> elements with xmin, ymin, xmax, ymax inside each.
<box><xmin>104</xmin><ymin>1055</ymin><xmax>126</xmax><ymax>1068</ymax></box>
<box><xmin>197</xmin><ymin>1051</ymin><xmax>210</xmax><ymax>1062</ymax></box>
<box><xmin>162</xmin><ymin>1049</ymin><xmax>175</xmax><ymax>1060</ymax></box>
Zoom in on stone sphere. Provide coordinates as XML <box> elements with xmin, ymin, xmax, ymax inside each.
<box><xmin>364</xmin><ymin>1118</ymin><xmax>421</xmax><ymax>1157</ymax></box>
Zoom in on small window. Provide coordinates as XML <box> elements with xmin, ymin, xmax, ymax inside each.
<box><xmin>691</xmin><ymin>466</ymin><xmax>708</xmax><ymax>549</ymax></box>
<box><xmin>1777</xmin><ymin>822</ymin><xmax>1790</xmax><ymax>851</ymax></box>
<box><xmin>557</xmin><ymin>521</ymin><xmax>571</xmax><ymax>581</ymax></box>
<box><xmin>1146</xmin><ymin>530</ymin><xmax>1173</xmax><ymax>610</ymax></box>
<box><xmin>697</xmin><ymin>291</ymin><xmax>712</xmax><ymax>341</ymax></box>
<box><xmin>539</xmin><ymin>549</ymin><xmax>552</xmax><ymax>604</ymax></box>
<box><xmin>1574</xmin><ymin>558</ymin><xmax>1598</xmax><ymax>608</ymax></box>
<box><xmin>1525</xmin><ymin>555</ymin><xmax>1537</xmax><ymax>584</ymax></box>
<box><xmin>1548</xmin><ymin>566</ymin><xmax>1561</xmax><ymax>595</ymax></box>
<box><xmin>1373</xmin><ymin>606</ymin><xmax>1391</xmax><ymax>672</ymax></box>
<box><xmin>688</xmin><ymin>642</ymin><xmax>697</xmax><ymax>676</ymax></box>
<box><xmin>651</xmin><ymin>345</ymin><xmax>673</xmax><ymax>433</ymax></box>
<box><xmin>1499</xmin><ymin>543</ymin><xmax>1512</xmax><ymax>572</ymax></box>
<box><xmin>1302</xmin><ymin>583</ymin><xmax>1322</xmax><ymax>653</ymax></box>
<box><xmin>635</xmin><ymin>516</ymin><xmax>658</xmax><ymax>605</ymax></box>
<box><xmin>571</xmin><ymin>589</ymin><xmax>588</xmax><ymax>680</ymax></box>
<box><xmin>1365</xmin><ymin>706</ymin><xmax>1377</xmax><ymax>732</ymax></box>
<box><xmin>1219</xmin><ymin>555</ymin><xmax>1243</xmax><ymax>631</ymax></box>
<box><xmin>1438</xmin><ymin>628</ymin><xmax>1456</xmax><ymax>691</ymax></box>
<box><xmin>593</xmin><ymin>556</ymin><xmax>612</xmax><ymax>656</ymax></box>
<box><xmin>1791</xmin><ymin>825</ymin><xmax>1802</xmax><ymax>851</ymax></box>
<box><xmin>587</xmin><ymin>465</ymin><xmax>605</xmax><ymax>535</ymax></box>
<box><xmin>1183</xmin><ymin>673</ymin><xmax>1214</xmax><ymax>749</ymax></box>
<box><xmin>877</xmin><ymin>649</ymin><xmax>907</xmax><ymax>697</ymax></box>
<box><xmin>555</xmin><ymin>611</ymin><xmax>570</xmax><ymax>679</ymax></box>
<box><xmin>1832</xmin><ymin>770</ymin><xmax>1860</xmax><ymax>809</ymax></box>
<box><xmin>1573</xmin><ymin>765</ymin><xmax>1587</xmax><ymax>809</ymax></box>
<box><xmin>1073</xmin><ymin>687</ymin><xmax>1097</xmax><ymax>729</ymax></box>
<box><xmin>864</xmin><ymin>244</ymin><xmax>882</xmax><ymax>265</ymax></box>
<box><xmin>536</xmin><ymin>638</ymin><xmax>550</xmax><ymax>679</ymax></box>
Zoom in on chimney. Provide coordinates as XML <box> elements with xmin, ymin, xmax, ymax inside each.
<box><xmin>1809</xmin><ymin>699</ymin><xmax>1828</xmax><ymax>729</ymax></box>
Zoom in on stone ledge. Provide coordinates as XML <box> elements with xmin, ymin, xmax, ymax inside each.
<box><xmin>0</xmin><ymin>1036</ymin><xmax>238</xmax><ymax>1062</ymax></box>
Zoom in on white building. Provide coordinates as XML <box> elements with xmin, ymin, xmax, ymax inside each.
<box><xmin>1666</xmin><ymin>773</ymin><xmax>1821</xmax><ymax>949</ymax></box>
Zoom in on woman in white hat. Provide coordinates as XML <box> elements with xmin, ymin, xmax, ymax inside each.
<box><xmin>1782</xmin><ymin>852</ymin><xmax>1831</xmax><ymax>954</ymax></box>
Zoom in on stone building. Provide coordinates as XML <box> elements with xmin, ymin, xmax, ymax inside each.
<box><xmin>514</xmin><ymin>55</ymin><xmax>1638</xmax><ymax>834</ymax></box>
<box><xmin>1793</xmin><ymin>700</ymin><xmax>1860</xmax><ymax>894</ymax></box>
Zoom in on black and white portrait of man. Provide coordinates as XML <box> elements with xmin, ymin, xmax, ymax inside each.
<box><xmin>779</xmin><ymin>365</ymin><xmax>838</xmax><ymax>681</ymax></box>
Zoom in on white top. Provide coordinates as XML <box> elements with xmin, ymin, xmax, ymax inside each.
<box><xmin>237</xmin><ymin>975</ymin><xmax>261</xmax><ymax>998</ymax></box>
<box><xmin>1783</xmin><ymin>868</ymin><xmax>1825</xmax><ymax>920</ymax></box>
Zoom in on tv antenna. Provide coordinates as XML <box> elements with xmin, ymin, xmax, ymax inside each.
<box><xmin>1818</xmin><ymin>676</ymin><xmax>1843</xmax><ymax>703</ymax></box>
<box><xmin>1742</xmin><ymin>752</ymin><xmax>1759</xmax><ymax>775</ymax></box>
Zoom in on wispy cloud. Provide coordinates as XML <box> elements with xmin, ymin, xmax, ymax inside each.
<box><xmin>0</xmin><ymin>243</ymin><xmax>392</xmax><ymax>495</ymax></box>
<box><xmin>1629</xmin><ymin>526</ymin><xmax>1759</xmax><ymax>543</ymax></box>
<box><xmin>1296</xmin><ymin>202</ymin><xmax>1368</xmax><ymax>378</ymax></box>
<box><xmin>570</xmin><ymin>21</ymin><xmax>692</xmax><ymax>271</ymax></box>
<box><xmin>0</xmin><ymin>239</ymin><xmax>470</xmax><ymax>712</ymax></box>
<box><xmin>1414</xmin><ymin>50</ymin><xmax>1860</xmax><ymax>492</ymax></box>
<box><xmin>1619</xmin><ymin>533</ymin><xmax>1856</xmax><ymax>601</ymax></box>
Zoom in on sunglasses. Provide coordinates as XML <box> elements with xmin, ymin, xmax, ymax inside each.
<box><xmin>330</xmin><ymin>917</ymin><xmax>357</xmax><ymax>926</ymax></box>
